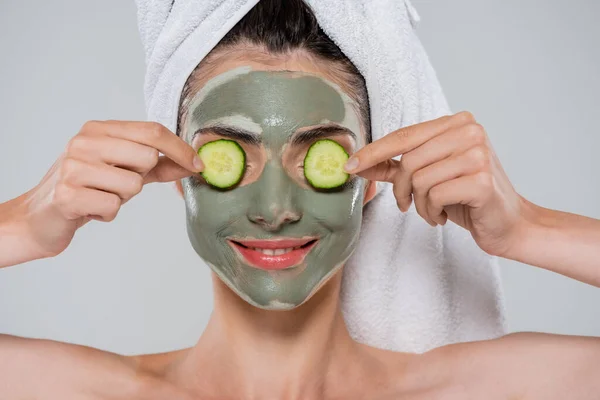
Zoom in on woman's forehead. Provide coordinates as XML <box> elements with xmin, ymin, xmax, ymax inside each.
<box><xmin>184</xmin><ymin>69</ymin><xmax>363</xmax><ymax>144</ymax></box>
<box><xmin>191</xmin><ymin>70</ymin><xmax>346</xmax><ymax>122</ymax></box>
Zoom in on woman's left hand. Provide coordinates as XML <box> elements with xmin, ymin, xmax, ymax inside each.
<box><xmin>344</xmin><ymin>111</ymin><xmax>531</xmax><ymax>257</ymax></box>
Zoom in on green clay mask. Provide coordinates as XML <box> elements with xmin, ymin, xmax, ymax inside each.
<box><xmin>181</xmin><ymin>68</ymin><xmax>366</xmax><ymax>310</ymax></box>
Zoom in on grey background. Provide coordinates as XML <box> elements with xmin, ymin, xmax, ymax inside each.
<box><xmin>0</xmin><ymin>0</ymin><xmax>598</xmax><ymax>355</ymax></box>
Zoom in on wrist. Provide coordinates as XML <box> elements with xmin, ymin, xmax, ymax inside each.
<box><xmin>501</xmin><ymin>195</ymin><xmax>547</xmax><ymax>262</ymax></box>
<box><xmin>0</xmin><ymin>194</ymin><xmax>27</xmax><ymax>230</ymax></box>
<box><xmin>0</xmin><ymin>193</ymin><xmax>50</xmax><ymax>265</ymax></box>
<box><xmin>501</xmin><ymin>196</ymin><xmax>600</xmax><ymax>285</ymax></box>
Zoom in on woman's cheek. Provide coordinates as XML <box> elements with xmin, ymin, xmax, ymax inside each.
<box><xmin>298</xmin><ymin>183</ymin><xmax>364</xmax><ymax>231</ymax></box>
<box><xmin>183</xmin><ymin>181</ymin><xmax>246</xmax><ymax>229</ymax></box>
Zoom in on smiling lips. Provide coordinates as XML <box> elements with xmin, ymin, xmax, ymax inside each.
<box><xmin>228</xmin><ymin>238</ymin><xmax>318</xmax><ymax>270</ymax></box>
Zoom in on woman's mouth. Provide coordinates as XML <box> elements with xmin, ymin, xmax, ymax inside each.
<box><xmin>228</xmin><ymin>237</ymin><xmax>318</xmax><ymax>270</ymax></box>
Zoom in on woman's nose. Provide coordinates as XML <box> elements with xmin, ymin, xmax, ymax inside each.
<box><xmin>247</xmin><ymin>164</ymin><xmax>302</xmax><ymax>231</ymax></box>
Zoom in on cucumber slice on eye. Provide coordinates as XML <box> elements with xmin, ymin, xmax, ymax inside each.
<box><xmin>198</xmin><ymin>139</ymin><xmax>246</xmax><ymax>189</ymax></box>
<box><xmin>303</xmin><ymin>139</ymin><xmax>350</xmax><ymax>189</ymax></box>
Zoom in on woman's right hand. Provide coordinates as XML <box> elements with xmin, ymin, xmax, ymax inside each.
<box><xmin>3</xmin><ymin>120</ymin><xmax>203</xmax><ymax>264</ymax></box>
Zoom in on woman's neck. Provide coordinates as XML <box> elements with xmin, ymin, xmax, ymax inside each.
<box><xmin>175</xmin><ymin>272</ymin><xmax>367</xmax><ymax>399</ymax></box>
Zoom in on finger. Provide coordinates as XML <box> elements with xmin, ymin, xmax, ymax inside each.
<box><xmin>355</xmin><ymin>159</ymin><xmax>400</xmax><ymax>182</ymax></box>
<box><xmin>392</xmin><ymin>172</ymin><xmax>413</xmax><ymax>213</ymax></box>
<box><xmin>399</xmin><ymin>122</ymin><xmax>487</xmax><ymax>176</ymax></box>
<box><xmin>60</xmin><ymin>157</ymin><xmax>144</xmax><ymax>201</ymax></box>
<box><xmin>395</xmin><ymin>124</ymin><xmax>487</xmax><ymax>219</ymax></box>
<box><xmin>412</xmin><ymin>146</ymin><xmax>489</xmax><ymax>225</ymax></box>
<box><xmin>344</xmin><ymin>111</ymin><xmax>475</xmax><ymax>174</ymax></box>
<box><xmin>66</xmin><ymin>135</ymin><xmax>159</xmax><ymax>174</ymax></box>
<box><xmin>144</xmin><ymin>156</ymin><xmax>196</xmax><ymax>183</ymax></box>
<box><xmin>428</xmin><ymin>172</ymin><xmax>494</xmax><ymax>225</ymax></box>
<box><xmin>53</xmin><ymin>183</ymin><xmax>121</xmax><ymax>222</ymax></box>
<box><xmin>81</xmin><ymin>120</ymin><xmax>203</xmax><ymax>173</ymax></box>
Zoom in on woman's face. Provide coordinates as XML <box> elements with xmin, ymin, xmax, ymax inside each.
<box><xmin>179</xmin><ymin>53</ymin><xmax>370</xmax><ymax>310</ymax></box>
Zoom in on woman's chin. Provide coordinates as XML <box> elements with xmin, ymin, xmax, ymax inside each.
<box><xmin>206</xmin><ymin>256</ymin><xmax>348</xmax><ymax>311</ymax></box>
<box><xmin>234</xmin><ymin>286</ymin><xmax>320</xmax><ymax>311</ymax></box>
<box><xmin>236</xmin><ymin>281</ymin><xmax>329</xmax><ymax>311</ymax></box>
<box><xmin>252</xmin><ymin>299</ymin><xmax>300</xmax><ymax>311</ymax></box>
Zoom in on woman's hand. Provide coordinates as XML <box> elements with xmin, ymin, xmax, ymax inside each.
<box><xmin>344</xmin><ymin>111</ymin><xmax>527</xmax><ymax>257</ymax></box>
<box><xmin>0</xmin><ymin>120</ymin><xmax>203</xmax><ymax>266</ymax></box>
<box><xmin>346</xmin><ymin>111</ymin><xmax>600</xmax><ymax>286</ymax></box>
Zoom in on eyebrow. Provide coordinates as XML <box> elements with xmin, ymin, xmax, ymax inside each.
<box><xmin>193</xmin><ymin>124</ymin><xmax>357</xmax><ymax>146</ymax></box>
<box><xmin>290</xmin><ymin>125</ymin><xmax>357</xmax><ymax>146</ymax></box>
<box><xmin>193</xmin><ymin>125</ymin><xmax>262</xmax><ymax>145</ymax></box>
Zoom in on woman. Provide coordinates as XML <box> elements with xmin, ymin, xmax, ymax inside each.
<box><xmin>1</xmin><ymin>0</ymin><xmax>599</xmax><ymax>399</ymax></box>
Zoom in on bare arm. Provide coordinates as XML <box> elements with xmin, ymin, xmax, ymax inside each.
<box><xmin>428</xmin><ymin>332</ymin><xmax>600</xmax><ymax>400</ymax></box>
<box><xmin>507</xmin><ymin>199</ymin><xmax>600</xmax><ymax>287</ymax></box>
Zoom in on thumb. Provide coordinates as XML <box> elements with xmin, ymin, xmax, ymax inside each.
<box><xmin>144</xmin><ymin>156</ymin><xmax>197</xmax><ymax>184</ymax></box>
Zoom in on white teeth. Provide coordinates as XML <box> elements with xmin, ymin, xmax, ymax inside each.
<box><xmin>250</xmin><ymin>247</ymin><xmax>296</xmax><ymax>256</ymax></box>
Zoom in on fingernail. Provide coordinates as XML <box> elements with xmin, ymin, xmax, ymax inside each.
<box><xmin>193</xmin><ymin>155</ymin><xmax>204</xmax><ymax>171</ymax></box>
<box><xmin>344</xmin><ymin>157</ymin><xmax>359</xmax><ymax>172</ymax></box>
<box><xmin>400</xmin><ymin>197</ymin><xmax>412</xmax><ymax>213</ymax></box>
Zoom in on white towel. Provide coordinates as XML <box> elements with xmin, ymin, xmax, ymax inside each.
<box><xmin>135</xmin><ymin>0</ymin><xmax>507</xmax><ymax>353</ymax></box>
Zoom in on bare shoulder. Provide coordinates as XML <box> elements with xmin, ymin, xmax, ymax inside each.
<box><xmin>452</xmin><ymin>331</ymin><xmax>600</xmax><ymax>373</ymax></box>
<box><xmin>129</xmin><ymin>347</ymin><xmax>191</xmax><ymax>376</ymax></box>
<box><xmin>0</xmin><ymin>333</ymin><xmax>152</xmax><ymax>386</ymax></box>
<box><xmin>0</xmin><ymin>332</ymin><xmax>133</xmax><ymax>367</ymax></box>
<box><xmin>0</xmin><ymin>333</ymin><xmax>187</xmax><ymax>371</ymax></box>
<box><xmin>421</xmin><ymin>333</ymin><xmax>600</xmax><ymax>399</ymax></box>
<box><xmin>0</xmin><ymin>334</ymin><xmax>200</xmax><ymax>399</ymax></box>
<box><xmin>0</xmin><ymin>334</ymin><xmax>143</xmax><ymax>397</ymax></box>
<box><xmin>356</xmin><ymin>333</ymin><xmax>600</xmax><ymax>399</ymax></box>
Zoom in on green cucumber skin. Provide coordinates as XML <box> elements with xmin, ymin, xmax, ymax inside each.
<box><xmin>198</xmin><ymin>139</ymin><xmax>246</xmax><ymax>189</ymax></box>
<box><xmin>303</xmin><ymin>139</ymin><xmax>350</xmax><ymax>189</ymax></box>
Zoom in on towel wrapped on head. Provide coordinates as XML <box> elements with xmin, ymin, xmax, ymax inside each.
<box><xmin>135</xmin><ymin>0</ymin><xmax>507</xmax><ymax>353</ymax></box>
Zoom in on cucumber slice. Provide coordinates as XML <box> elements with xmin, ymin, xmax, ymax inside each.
<box><xmin>304</xmin><ymin>139</ymin><xmax>350</xmax><ymax>189</ymax></box>
<box><xmin>198</xmin><ymin>139</ymin><xmax>246</xmax><ymax>189</ymax></box>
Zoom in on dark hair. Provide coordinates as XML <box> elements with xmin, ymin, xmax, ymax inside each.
<box><xmin>177</xmin><ymin>0</ymin><xmax>371</xmax><ymax>143</ymax></box>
